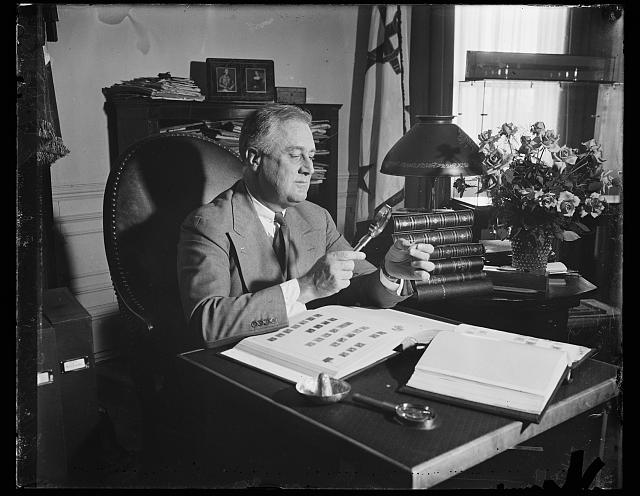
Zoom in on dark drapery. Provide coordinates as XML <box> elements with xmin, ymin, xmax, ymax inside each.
<box><xmin>16</xmin><ymin>4</ymin><xmax>67</xmax><ymax>487</ymax></box>
<box><xmin>556</xmin><ymin>5</ymin><xmax>623</xmax><ymax>305</ymax></box>
<box><xmin>560</xmin><ymin>6</ymin><xmax>623</xmax><ymax>150</ymax></box>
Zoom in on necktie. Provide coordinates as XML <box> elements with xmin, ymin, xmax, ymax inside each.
<box><xmin>273</xmin><ymin>211</ymin><xmax>288</xmax><ymax>278</ymax></box>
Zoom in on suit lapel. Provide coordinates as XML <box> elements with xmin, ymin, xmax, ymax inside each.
<box><xmin>228</xmin><ymin>181</ymin><xmax>326</xmax><ymax>287</ymax></box>
<box><xmin>285</xmin><ymin>206</ymin><xmax>323</xmax><ymax>280</ymax></box>
<box><xmin>229</xmin><ymin>182</ymin><xmax>284</xmax><ymax>289</ymax></box>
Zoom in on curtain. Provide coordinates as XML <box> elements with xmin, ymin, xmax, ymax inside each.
<box><xmin>355</xmin><ymin>5</ymin><xmax>410</xmax><ymax>224</ymax></box>
<box><xmin>453</xmin><ymin>5</ymin><xmax>569</xmax><ymax>163</ymax></box>
<box><xmin>16</xmin><ymin>5</ymin><xmax>67</xmax><ymax>485</ymax></box>
<box><xmin>17</xmin><ymin>5</ymin><xmax>69</xmax><ymax>290</ymax></box>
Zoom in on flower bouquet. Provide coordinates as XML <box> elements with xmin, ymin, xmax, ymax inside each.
<box><xmin>454</xmin><ymin>121</ymin><xmax>618</xmax><ymax>272</ymax></box>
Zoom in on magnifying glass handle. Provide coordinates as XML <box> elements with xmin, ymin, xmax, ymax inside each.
<box><xmin>352</xmin><ymin>393</ymin><xmax>398</xmax><ymax>413</ymax></box>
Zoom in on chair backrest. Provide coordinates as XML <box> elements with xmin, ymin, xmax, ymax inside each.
<box><xmin>103</xmin><ymin>132</ymin><xmax>243</xmax><ymax>355</ymax></box>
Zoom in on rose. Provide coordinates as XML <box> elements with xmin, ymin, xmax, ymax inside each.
<box><xmin>518</xmin><ymin>135</ymin><xmax>533</xmax><ymax>154</ymax></box>
<box><xmin>581</xmin><ymin>139</ymin><xmax>605</xmax><ymax>164</ymax></box>
<box><xmin>552</xmin><ymin>146</ymin><xmax>577</xmax><ymax>173</ymax></box>
<box><xmin>535</xmin><ymin>190</ymin><xmax>557</xmax><ymax>209</ymax></box>
<box><xmin>581</xmin><ymin>139</ymin><xmax>599</xmax><ymax>151</ymax></box>
<box><xmin>530</xmin><ymin>121</ymin><xmax>546</xmax><ymax>135</ymax></box>
<box><xmin>554</xmin><ymin>146</ymin><xmax>578</xmax><ymax>165</ymax></box>
<box><xmin>557</xmin><ymin>191</ymin><xmax>581</xmax><ymax>217</ymax></box>
<box><xmin>500</xmin><ymin>122</ymin><xmax>517</xmax><ymax>137</ymax></box>
<box><xmin>478</xmin><ymin>130</ymin><xmax>495</xmax><ymax>144</ymax></box>
<box><xmin>482</xmin><ymin>148</ymin><xmax>505</xmax><ymax>171</ymax></box>
<box><xmin>583</xmin><ymin>192</ymin><xmax>607</xmax><ymax>218</ymax></box>
<box><xmin>541</xmin><ymin>129</ymin><xmax>561</xmax><ymax>152</ymax></box>
<box><xmin>530</xmin><ymin>147</ymin><xmax>554</xmax><ymax>167</ymax></box>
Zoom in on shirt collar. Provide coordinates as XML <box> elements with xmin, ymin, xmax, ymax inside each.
<box><xmin>245</xmin><ymin>186</ymin><xmax>286</xmax><ymax>223</ymax></box>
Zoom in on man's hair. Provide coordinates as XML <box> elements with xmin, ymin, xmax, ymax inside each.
<box><xmin>239</xmin><ymin>104</ymin><xmax>312</xmax><ymax>161</ymax></box>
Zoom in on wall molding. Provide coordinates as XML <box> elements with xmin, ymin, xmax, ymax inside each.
<box><xmin>51</xmin><ymin>182</ymin><xmax>106</xmax><ymax>199</ymax></box>
<box><xmin>51</xmin><ymin>181</ymin><xmax>121</xmax><ymax>358</ymax></box>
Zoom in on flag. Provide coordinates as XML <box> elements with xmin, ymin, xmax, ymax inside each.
<box><xmin>356</xmin><ymin>5</ymin><xmax>410</xmax><ymax>222</ymax></box>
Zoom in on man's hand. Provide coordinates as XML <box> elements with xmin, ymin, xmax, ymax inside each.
<box><xmin>297</xmin><ymin>251</ymin><xmax>366</xmax><ymax>304</ymax></box>
<box><xmin>384</xmin><ymin>239</ymin><xmax>435</xmax><ymax>281</ymax></box>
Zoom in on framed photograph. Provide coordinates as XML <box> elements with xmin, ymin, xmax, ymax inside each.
<box><xmin>206</xmin><ymin>58</ymin><xmax>275</xmax><ymax>101</ymax></box>
<box><xmin>215</xmin><ymin>66</ymin><xmax>237</xmax><ymax>93</ymax></box>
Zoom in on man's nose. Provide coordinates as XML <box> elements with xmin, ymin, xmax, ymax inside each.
<box><xmin>300</xmin><ymin>157</ymin><xmax>314</xmax><ymax>174</ymax></box>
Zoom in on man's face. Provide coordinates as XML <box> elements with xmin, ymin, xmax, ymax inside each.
<box><xmin>254</xmin><ymin>119</ymin><xmax>315</xmax><ymax>210</ymax></box>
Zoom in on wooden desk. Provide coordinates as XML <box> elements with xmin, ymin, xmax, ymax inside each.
<box><xmin>174</xmin><ymin>319</ymin><xmax>619</xmax><ymax>489</ymax></box>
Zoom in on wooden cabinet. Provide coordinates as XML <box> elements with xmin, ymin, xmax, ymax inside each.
<box><xmin>103</xmin><ymin>97</ymin><xmax>342</xmax><ymax>221</ymax></box>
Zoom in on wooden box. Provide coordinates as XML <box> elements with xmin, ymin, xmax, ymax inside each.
<box><xmin>38</xmin><ymin>287</ymin><xmax>99</xmax><ymax>482</ymax></box>
<box><xmin>275</xmin><ymin>87</ymin><xmax>307</xmax><ymax>104</ymax></box>
<box><xmin>36</xmin><ymin>320</ymin><xmax>68</xmax><ymax>485</ymax></box>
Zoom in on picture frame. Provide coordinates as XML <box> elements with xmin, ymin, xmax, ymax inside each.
<box><xmin>205</xmin><ymin>58</ymin><xmax>275</xmax><ymax>101</ymax></box>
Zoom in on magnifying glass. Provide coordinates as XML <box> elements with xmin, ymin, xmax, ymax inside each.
<box><xmin>352</xmin><ymin>393</ymin><xmax>437</xmax><ymax>430</ymax></box>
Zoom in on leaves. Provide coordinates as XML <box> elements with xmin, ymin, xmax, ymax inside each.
<box><xmin>562</xmin><ymin>230</ymin><xmax>581</xmax><ymax>241</ymax></box>
<box><xmin>573</xmin><ymin>221</ymin><xmax>590</xmax><ymax>233</ymax></box>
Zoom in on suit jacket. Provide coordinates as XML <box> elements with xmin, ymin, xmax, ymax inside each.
<box><xmin>177</xmin><ymin>180</ymin><xmax>409</xmax><ymax>347</ymax></box>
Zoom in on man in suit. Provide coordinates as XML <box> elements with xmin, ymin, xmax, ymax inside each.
<box><xmin>177</xmin><ymin>104</ymin><xmax>435</xmax><ymax>347</ymax></box>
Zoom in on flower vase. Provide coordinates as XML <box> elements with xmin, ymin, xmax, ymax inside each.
<box><xmin>510</xmin><ymin>233</ymin><xmax>554</xmax><ymax>274</ymax></box>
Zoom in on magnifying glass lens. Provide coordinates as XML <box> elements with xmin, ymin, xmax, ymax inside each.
<box><xmin>399</xmin><ymin>404</ymin><xmax>433</xmax><ymax>421</ymax></box>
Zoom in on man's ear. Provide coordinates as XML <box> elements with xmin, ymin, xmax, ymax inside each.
<box><xmin>246</xmin><ymin>148</ymin><xmax>261</xmax><ymax>171</ymax></box>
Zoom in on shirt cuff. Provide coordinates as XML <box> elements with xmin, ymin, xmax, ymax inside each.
<box><xmin>280</xmin><ymin>279</ymin><xmax>307</xmax><ymax>318</ymax></box>
<box><xmin>379</xmin><ymin>269</ymin><xmax>405</xmax><ymax>296</ymax></box>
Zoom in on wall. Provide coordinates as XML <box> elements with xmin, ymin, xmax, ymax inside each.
<box><xmin>47</xmin><ymin>5</ymin><xmax>359</xmax><ymax>360</ymax></box>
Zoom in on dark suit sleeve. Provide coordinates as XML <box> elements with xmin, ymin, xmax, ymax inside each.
<box><xmin>177</xmin><ymin>212</ymin><xmax>289</xmax><ymax>348</ymax></box>
<box><xmin>319</xmin><ymin>209</ymin><xmax>412</xmax><ymax>309</ymax></box>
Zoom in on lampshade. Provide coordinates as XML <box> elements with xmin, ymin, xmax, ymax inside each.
<box><xmin>381</xmin><ymin>115</ymin><xmax>483</xmax><ymax>177</ymax></box>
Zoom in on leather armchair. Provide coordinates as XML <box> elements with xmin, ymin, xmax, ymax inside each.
<box><xmin>103</xmin><ymin>132</ymin><xmax>243</xmax><ymax>459</ymax></box>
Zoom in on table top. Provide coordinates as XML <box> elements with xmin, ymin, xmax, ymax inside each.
<box><xmin>491</xmin><ymin>274</ymin><xmax>597</xmax><ymax>302</ymax></box>
<box><xmin>178</xmin><ymin>314</ymin><xmax>619</xmax><ymax>488</ymax></box>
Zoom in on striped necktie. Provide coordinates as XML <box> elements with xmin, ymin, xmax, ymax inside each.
<box><xmin>273</xmin><ymin>211</ymin><xmax>288</xmax><ymax>278</ymax></box>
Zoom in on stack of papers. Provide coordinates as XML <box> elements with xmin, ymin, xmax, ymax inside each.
<box><xmin>103</xmin><ymin>73</ymin><xmax>205</xmax><ymax>101</ymax></box>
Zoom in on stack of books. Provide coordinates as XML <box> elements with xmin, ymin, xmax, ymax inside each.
<box><xmin>310</xmin><ymin>120</ymin><xmax>332</xmax><ymax>185</ymax></box>
<box><xmin>102</xmin><ymin>73</ymin><xmax>205</xmax><ymax>101</ymax></box>
<box><xmin>202</xmin><ymin>120</ymin><xmax>242</xmax><ymax>155</ymax></box>
<box><xmin>159</xmin><ymin>117</ymin><xmax>332</xmax><ymax>169</ymax></box>
<box><xmin>390</xmin><ymin>209</ymin><xmax>493</xmax><ymax>301</ymax></box>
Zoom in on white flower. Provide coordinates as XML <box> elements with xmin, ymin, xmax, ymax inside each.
<box><xmin>557</xmin><ymin>191</ymin><xmax>581</xmax><ymax>217</ymax></box>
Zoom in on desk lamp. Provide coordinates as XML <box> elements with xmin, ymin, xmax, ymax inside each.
<box><xmin>380</xmin><ymin>115</ymin><xmax>482</xmax><ymax>211</ymax></box>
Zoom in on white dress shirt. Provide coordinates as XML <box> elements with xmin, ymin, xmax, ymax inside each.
<box><xmin>246</xmin><ymin>190</ymin><xmax>402</xmax><ymax>319</ymax></box>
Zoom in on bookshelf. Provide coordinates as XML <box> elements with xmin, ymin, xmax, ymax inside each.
<box><xmin>103</xmin><ymin>97</ymin><xmax>342</xmax><ymax>221</ymax></box>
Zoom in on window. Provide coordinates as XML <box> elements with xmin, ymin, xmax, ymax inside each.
<box><xmin>452</xmin><ymin>5</ymin><xmax>571</xmax><ymax>198</ymax></box>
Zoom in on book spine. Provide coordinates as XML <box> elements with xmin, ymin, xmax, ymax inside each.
<box><xmin>418</xmin><ymin>271</ymin><xmax>488</xmax><ymax>286</ymax></box>
<box><xmin>431</xmin><ymin>256</ymin><xmax>485</xmax><ymax>275</ymax></box>
<box><xmin>392</xmin><ymin>210</ymin><xmax>474</xmax><ymax>232</ymax></box>
<box><xmin>393</xmin><ymin>227</ymin><xmax>473</xmax><ymax>246</ymax></box>
<box><xmin>413</xmin><ymin>278</ymin><xmax>493</xmax><ymax>301</ymax></box>
<box><xmin>429</xmin><ymin>243</ymin><xmax>485</xmax><ymax>260</ymax></box>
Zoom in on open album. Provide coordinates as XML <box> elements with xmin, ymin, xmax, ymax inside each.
<box><xmin>402</xmin><ymin>326</ymin><xmax>594</xmax><ymax>423</ymax></box>
<box><xmin>221</xmin><ymin>305</ymin><xmax>457</xmax><ymax>384</ymax></box>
